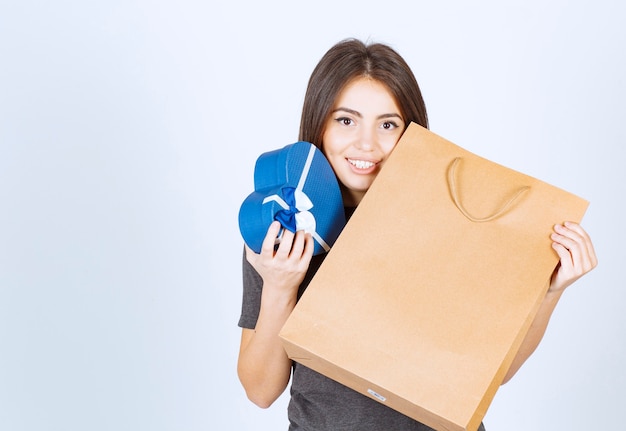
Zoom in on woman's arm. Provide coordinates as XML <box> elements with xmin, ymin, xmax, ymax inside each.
<box><xmin>237</xmin><ymin>221</ymin><xmax>314</xmax><ymax>407</ymax></box>
<box><xmin>502</xmin><ymin>222</ymin><xmax>597</xmax><ymax>383</ymax></box>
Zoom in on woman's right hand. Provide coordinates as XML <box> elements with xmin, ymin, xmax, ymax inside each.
<box><xmin>245</xmin><ymin>221</ymin><xmax>314</xmax><ymax>296</ymax></box>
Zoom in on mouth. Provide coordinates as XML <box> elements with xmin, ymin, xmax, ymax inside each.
<box><xmin>347</xmin><ymin>158</ymin><xmax>377</xmax><ymax>170</ymax></box>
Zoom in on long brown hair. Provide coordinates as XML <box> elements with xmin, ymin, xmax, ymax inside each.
<box><xmin>298</xmin><ymin>38</ymin><xmax>428</xmax><ymax>147</ymax></box>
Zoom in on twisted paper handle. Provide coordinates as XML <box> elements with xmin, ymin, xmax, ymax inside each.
<box><xmin>447</xmin><ymin>157</ymin><xmax>529</xmax><ymax>223</ymax></box>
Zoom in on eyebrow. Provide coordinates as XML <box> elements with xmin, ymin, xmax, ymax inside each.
<box><xmin>331</xmin><ymin>107</ymin><xmax>403</xmax><ymax>121</ymax></box>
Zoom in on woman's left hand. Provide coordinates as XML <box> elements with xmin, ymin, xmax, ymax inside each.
<box><xmin>549</xmin><ymin>222</ymin><xmax>598</xmax><ymax>293</ymax></box>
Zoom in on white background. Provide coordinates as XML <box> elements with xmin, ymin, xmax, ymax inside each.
<box><xmin>1</xmin><ymin>1</ymin><xmax>624</xmax><ymax>430</ymax></box>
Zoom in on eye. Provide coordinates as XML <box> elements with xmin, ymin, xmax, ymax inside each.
<box><xmin>381</xmin><ymin>121</ymin><xmax>399</xmax><ymax>130</ymax></box>
<box><xmin>336</xmin><ymin>117</ymin><xmax>354</xmax><ymax>126</ymax></box>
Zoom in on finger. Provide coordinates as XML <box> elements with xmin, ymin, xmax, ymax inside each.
<box><xmin>551</xmin><ymin>241</ymin><xmax>573</xmax><ymax>271</ymax></box>
<box><xmin>302</xmin><ymin>232</ymin><xmax>315</xmax><ymax>260</ymax></box>
<box><xmin>557</xmin><ymin>222</ymin><xmax>598</xmax><ymax>271</ymax></box>
<box><xmin>564</xmin><ymin>222</ymin><xmax>598</xmax><ymax>268</ymax></box>
<box><xmin>552</xmin><ymin>224</ymin><xmax>585</xmax><ymax>267</ymax></box>
<box><xmin>293</xmin><ymin>232</ymin><xmax>315</xmax><ymax>271</ymax></box>
<box><xmin>563</xmin><ymin>221</ymin><xmax>586</xmax><ymax>236</ymax></box>
<box><xmin>275</xmin><ymin>228</ymin><xmax>295</xmax><ymax>258</ymax></box>
<box><xmin>260</xmin><ymin>221</ymin><xmax>282</xmax><ymax>256</ymax></box>
<box><xmin>290</xmin><ymin>230</ymin><xmax>306</xmax><ymax>258</ymax></box>
<box><xmin>553</xmin><ymin>223</ymin><xmax>583</xmax><ymax>245</ymax></box>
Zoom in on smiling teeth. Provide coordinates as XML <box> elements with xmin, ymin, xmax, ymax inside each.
<box><xmin>348</xmin><ymin>159</ymin><xmax>375</xmax><ymax>169</ymax></box>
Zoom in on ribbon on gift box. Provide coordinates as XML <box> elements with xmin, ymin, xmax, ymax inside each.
<box><xmin>266</xmin><ymin>187</ymin><xmax>315</xmax><ymax>233</ymax></box>
<box><xmin>238</xmin><ymin>141</ymin><xmax>345</xmax><ymax>256</ymax></box>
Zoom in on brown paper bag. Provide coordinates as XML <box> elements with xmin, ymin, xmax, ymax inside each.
<box><xmin>279</xmin><ymin>123</ymin><xmax>589</xmax><ymax>431</ymax></box>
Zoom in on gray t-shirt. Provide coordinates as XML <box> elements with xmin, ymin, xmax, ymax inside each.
<box><xmin>238</xmin><ymin>250</ymin><xmax>487</xmax><ymax>431</ymax></box>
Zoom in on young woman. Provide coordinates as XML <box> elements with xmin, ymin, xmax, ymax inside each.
<box><xmin>237</xmin><ymin>38</ymin><xmax>597</xmax><ymax>431</ymax></box>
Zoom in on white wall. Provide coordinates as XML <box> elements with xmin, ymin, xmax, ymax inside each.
<box><xmin>1</xmin><ymin>1</ymin><xmax>624</xmax><ymax>430</ymax></box>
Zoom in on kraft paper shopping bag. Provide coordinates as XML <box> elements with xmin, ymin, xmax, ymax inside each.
<box><xmin>279</xmin><ymin>122</ymin><xmax>589</xmax><ymax>431</ymax></box>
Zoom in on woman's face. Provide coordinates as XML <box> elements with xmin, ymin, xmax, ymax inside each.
<box><xmin>322</xmin><ymin>77</ymin><xmax>405</xmax><ymax>206</ymax></box>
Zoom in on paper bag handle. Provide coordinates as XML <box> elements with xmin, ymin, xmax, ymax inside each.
<box><xmin>447</xmin><ymin>157</ymin><xmax>530</xmax><ymax>223</ymax></box>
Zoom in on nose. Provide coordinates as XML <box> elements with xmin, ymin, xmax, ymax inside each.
<box><xmin>355</xmin><ymin>126</ymin><xmax>376</xmax><ymax>151</ymax></box>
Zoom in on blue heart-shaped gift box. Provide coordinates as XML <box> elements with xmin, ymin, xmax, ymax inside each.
<box><xmin>238</xmin><ymin>141</ymin><xmax>346</xmax><ymax>255</ymax></box>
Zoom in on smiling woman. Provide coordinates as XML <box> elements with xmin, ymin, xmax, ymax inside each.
<box><xmin>236</xmin><ymin>38</ymin><xmax>597</xmax><ymax>431</ymax></box>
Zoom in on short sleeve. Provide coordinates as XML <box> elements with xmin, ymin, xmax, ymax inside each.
<box><xmin>238</xmin><ymin>248</ymin><xmax>263</xmax><ymax>329</ymax></box>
